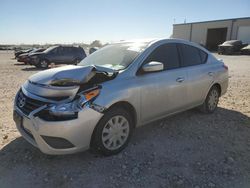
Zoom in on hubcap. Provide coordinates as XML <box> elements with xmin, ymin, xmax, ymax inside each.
<box><xmin>102</xmin><ymin>115</ymin><xmax>129</xmax><ymax>150</ymax></box>
<box><xmin>40</xmin><ymin>60</ymin><xmax>48</xmax><ymax>68</ymax></box>
<box><xmin>208</xmin><ymin>89</ymin><xmax>219</xmax><ymax>111</ymax></box>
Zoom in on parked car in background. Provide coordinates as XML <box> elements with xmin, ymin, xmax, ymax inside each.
<box><xmin>14</xmin><ymin>48</ymin><xmax>33</xmax><ymax>59</ymax></box>
<box><xmin>17</xmin><ymin>48</ymin><xmax>45</xmax><ymax>64</ymax></box>
<box><xmin>29</xmin><ymin>46</ymin><xmax>86</xmax><ymax>68</ymax></box>
<box><xmin>241</xmin><ymin>44</ymin><xmax>250</xmax><ymax>55</ymax></box>
<box><xmin>218</xmin><ymin>40</ymin><xmax>247</xmax><ymax>55</ymax></box>
<box><xmin>13</xmin><ymin>39</ymin><xmax>228</xmax><ymax>155</ymax></box>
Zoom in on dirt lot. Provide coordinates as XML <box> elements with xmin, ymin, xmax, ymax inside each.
<box><xmin>0</xmin><ymin>51</ymin><xmax>249</xmax><ymax>188</ymax></box>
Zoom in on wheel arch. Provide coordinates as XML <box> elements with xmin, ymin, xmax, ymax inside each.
<box><xmin>202</xmin><ymin>82</ymin><xmax>222</xmax><ymax>104</ymax></box>
<box><xmin>89</xmin><ymin>101</ymin><xmax>137</xmax><ymax>150</ymax></box>
<box><xmin>104</xmin><ymin>101</ymin><xmax>137</xmax><ymax>128</ymax></box>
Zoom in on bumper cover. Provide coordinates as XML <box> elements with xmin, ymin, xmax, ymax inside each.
<box><xmin>14</xmin><ymin>105</ymin><xmax>103</xmax><ymax>155</ymax></box>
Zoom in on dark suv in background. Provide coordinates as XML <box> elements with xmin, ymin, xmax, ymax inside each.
<box><xmin>29</xmin><ymin>46</ymin><xmax>86</xmax><ymax>68</ymax></box>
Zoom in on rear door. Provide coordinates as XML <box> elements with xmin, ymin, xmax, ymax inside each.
<box><xmin>178</xmin><ymin>44</ymin><xmax>213</xmax><ymax>106</ymax></box>
<box><xmin>138</xmin><ymin>43</ymin><xmax>189</xmax><ymax>123</ymax></box>
<box><xmin>61</xmin><ymin>47</ymin><xmax>74</xmax><ymax>63</ymax></box>
<box><xmin>69</xmin><ymin>47</ymin><xmax>77</xmax><ymax>63</ymax></box>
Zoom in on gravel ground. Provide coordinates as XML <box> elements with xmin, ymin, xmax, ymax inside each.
<box><xmin>0</xmin><ymin>51</ymin><xmax>249</xmax><ymax>188</ymax></box>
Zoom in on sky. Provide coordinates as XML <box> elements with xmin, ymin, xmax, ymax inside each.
<box><xmin>0</xmin><ymin>0</ymin><xmax>249</xmax><ymax>44</ymax></box>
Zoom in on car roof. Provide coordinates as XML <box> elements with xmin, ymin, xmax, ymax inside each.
<box><xmin>115</xmin><ymin>38</ymin><xmax>208</xmax><ymax>52</ymax></box>
<box><xmin>59</xmin><ymin>45</ymin><xmax>81</xmax><ymax>48</ymax></box>
<box><xmin>115</xmin><ymin>38</ymin><xmax>201</xmax><ymax>46</ymax></box>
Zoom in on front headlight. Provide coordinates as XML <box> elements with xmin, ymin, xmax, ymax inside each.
<box><xmin>49</xmin><ymin>100</ymin><xmax>80</xmax><ymax>117</ymax></box>
<box><xmin>48</xmin><ymin>88</ymin><xmax>100</xmax><ymax>118</ymax></box>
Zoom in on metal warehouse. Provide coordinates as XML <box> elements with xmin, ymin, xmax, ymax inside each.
<box><xmin>172</xmin><ymin>17</ymin><xmax>250</xmax><ymax>50</ymax></box>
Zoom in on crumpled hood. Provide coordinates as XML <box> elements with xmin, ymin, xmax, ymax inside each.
<box><xmin>24</xmin><ymin>65</ymin><xmax>116</xmax><ymax>99</ymax></box>
<box><xmin>29</xmin><ymin>65</ymin><xmax>96</xmax><ymax>85</ymax></box>
<box><xmin>29</xmin><ymin>64</ymin><xmax>116</xmax><ymax>86</ymax></box>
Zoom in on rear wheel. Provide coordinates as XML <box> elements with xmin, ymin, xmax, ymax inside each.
<box><xmin>91</xmin><ymin>107</ymin><xmax>133</xmax><ymax>156</ymax></box>
<box><xmin>200</xmin><ymin>86</ymin><xmax>220</xmax><ymax>113</ymax></box>
<box><xmin>74</xmin><ymin>58</ymin><xmax>81</xmax><ymax>65</ymax></box>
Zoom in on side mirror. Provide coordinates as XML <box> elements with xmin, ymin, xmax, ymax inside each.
<box><xmin>142</xmin><ymin>61</ymin><xmax>164</xmax><ymax>72</ymax></box>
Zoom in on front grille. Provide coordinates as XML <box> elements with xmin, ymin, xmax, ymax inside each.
<box><xmin>16</xmin><ymin>90</ymin><xmax>47</xmax><ymax>116</ymax></box>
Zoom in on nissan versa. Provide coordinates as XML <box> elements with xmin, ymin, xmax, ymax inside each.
<box><xmin>13</xmin><ymin>39</ymin><xmax>228</xmax><ymax>155</ymax></box>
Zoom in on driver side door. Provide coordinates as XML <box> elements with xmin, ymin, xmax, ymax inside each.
<box><xmin>137</xmin><ymin>43</ymin><xmax>188</xmax><ymax>123</ymax></box>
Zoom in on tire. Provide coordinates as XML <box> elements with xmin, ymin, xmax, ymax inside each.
<box><xmin>199</xmin><ymin>86</ymin><xmax>220</xmax><ymax>113</ymax></box>
<box><xmin>38</xmin><ymin>59</ymin><xmax>49</xmax><ymax>69</ymax></box>
<box><xmin>74</xmin><ymin>58</ymin><xmax>81</xmax><ymax>65</ymax></box>
<box><xmin>91</xmin><ymin>107</ymin><xmax>134</xmax><ymax>156</ymax></box>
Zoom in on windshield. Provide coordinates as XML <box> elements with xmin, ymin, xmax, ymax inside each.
<box><xmin>44</xmin><ymin>46</ymin><xmax>57</xmax><ymax>53</ymax></box>
<box><xmin>78</xmin><ymin>42</ymin><xmax>149</xmax><ymax>70</ymax></box>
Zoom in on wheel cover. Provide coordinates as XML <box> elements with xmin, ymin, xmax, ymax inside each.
<box><xmin>208</xmin><ymin>89</ymin><xmax>219</xmax><ymax>111</ymax></box>
<box><xmin>40</xmin><ymin>60</ymin><xmax>48</xmax><ymax>68</ymax></box>
<box><xmin>102</xmin><ymin>115</ymin><xmax>130</xmax><ymax>150</ymax></box>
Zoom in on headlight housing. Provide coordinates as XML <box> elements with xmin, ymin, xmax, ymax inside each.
<box><xmin>47</xmin><ymin>88</ymin><xmax>100</xmax><ymax>119</ymax></box>
<box><xmin>49</xmin><ymin>100</ymin><xmax>80</xmax><ymax>117</ymax></box>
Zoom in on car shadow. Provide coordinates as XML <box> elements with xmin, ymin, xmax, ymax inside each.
<box><xmin>0</xmin><ymin>107</ymin><xmax>249</xmax><ymax>187</ymax></box>
<box><xmin>21</xmin><ymin>67</ymin><xmax>43</xmax><ymax>71</ymax></box>
<box><xmin>13</xmin><ymin>63</ymin><xmax>27</xmax><ymax>66</ymax></box>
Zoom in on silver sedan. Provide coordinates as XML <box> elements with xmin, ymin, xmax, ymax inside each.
<box><xmin>13</xmin><ymin>38</ymin><xmax>228</xmax><ymax>155</ymax></box>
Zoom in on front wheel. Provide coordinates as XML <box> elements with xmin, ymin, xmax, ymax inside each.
<box><xmin>91</xmin><ymin>107</ymin><xmax>134</xmax><ymax>156</ymax></box>
<box><xmin>199</xmin><ymin>86</ymin><xmax>220</xmax><ymax>113</ymax></box>
<box><xmin>38</xmin><ymin>59</ymin><xmax>49</xmax><ymax>69</ymax></box>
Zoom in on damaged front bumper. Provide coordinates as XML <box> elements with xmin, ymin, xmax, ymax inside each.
<box><xmin>13</xmin><ymin>92</ymin><xmax>104</xmax><ymax>155</ymax></box>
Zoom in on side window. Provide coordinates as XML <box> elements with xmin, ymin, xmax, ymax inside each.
<box><xmin>199</xmin><ymin>49</ymin><xmax>208</xmax><ymax>63</ymax></box>
<box><xmin>62</xmin><ymin>47</ymin><xmax>71</xmax><ymax>54</ymax></box>
<box><xmin>145</xmin><ymin>43</ymin><xmax>180</xmax><ymax>70</ymax></box>
<box><xmin>72</xmin><ymin>47</ymin><xmax>79</xmax><ymax>54</ymax></box>
<box><xmin>57</xmin><ymin>47</ymin><xmax>63</xmax><ymax>54</ymax></box>
<box><xmin>179</xmin><ymin>44</ymin><xmax>207</xmax><ymax>67</ymax></box>
<box><xmin>68</xmin><ymin>47</ymin><xmax>74</xmax><ymax>53</ymax></box>
<box><xmin>50</xmin><ymin>48</ymin><xmax>58</xmax><ymax>54</ymax></box>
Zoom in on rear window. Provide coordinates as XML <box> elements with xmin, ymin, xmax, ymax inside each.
<box><xmin>179</xmin><ymin>44</ymin><xmax>207</xmax><ymax>67</ymax></box>
<box><xmin>199</xmin><ymin>50</ymin><xmax>208</xmax><ymax>63</ymax></box>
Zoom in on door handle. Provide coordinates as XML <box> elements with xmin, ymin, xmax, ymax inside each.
<box><xmin>208</xmin><ymin>72</ymin><xmax>214</xmax><ymax>76</ymax></box>
<box><xmin>176</xmin><ymin>77</ymin><xmax>184</xmax><ymax>83</ymax></box>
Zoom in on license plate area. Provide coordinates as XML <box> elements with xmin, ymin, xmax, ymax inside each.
<box><xmin>13</xmin><ymin>110</ymin><xmax>35</xmax><ymax>140</ymax></box>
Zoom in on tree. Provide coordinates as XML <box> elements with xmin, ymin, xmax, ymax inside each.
<box><xmin>90</xmin><ymin>40</ymin><xmax>102</xmax><ymax>48</ymax></box>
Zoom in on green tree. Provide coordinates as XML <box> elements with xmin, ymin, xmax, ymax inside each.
<box><xmin>90</xmin><ymin>40</ymin><xmax>102</xmax><ymax>48</ymax></box>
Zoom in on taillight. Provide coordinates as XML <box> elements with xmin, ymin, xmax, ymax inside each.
<box><xmin>223</xmin><ymin>64</ymin><xmax>228</xmax><ymax>70</ymax></box>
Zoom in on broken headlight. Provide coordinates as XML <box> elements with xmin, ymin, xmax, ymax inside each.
<box><xmin>48</xmin><ymin>88</ymin><xmax>100</xmax><ymax>118</ymax></box>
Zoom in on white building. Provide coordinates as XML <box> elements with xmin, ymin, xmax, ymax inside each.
<box><xmin>172</xmin><ymin>17</ymin><xmax>250</xmax><ymax>50</ymax></box>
